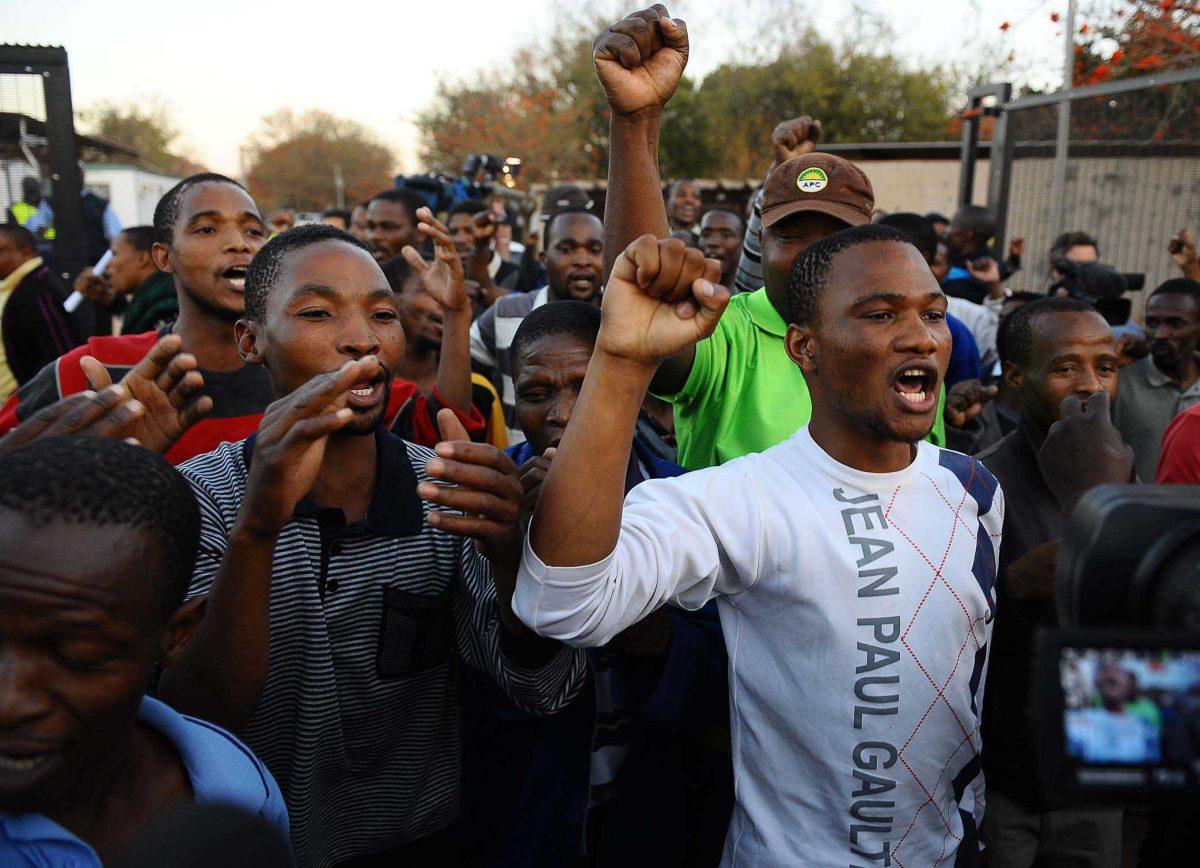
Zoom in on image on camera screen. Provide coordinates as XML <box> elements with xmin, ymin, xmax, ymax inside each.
<box><xmin>1061</xmin><ymin>648</ymin><xmax>1200</xmax><ymax>766</ymax></box>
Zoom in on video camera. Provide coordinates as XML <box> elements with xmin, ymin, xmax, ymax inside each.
<box><xmin>1049</xmin><ymin>259</ymin><xmax>1146</xmax><ymax>328</ymax></box>
<box><xmin>392</xmin><ymin>154</ymin><xmax>524</xmax><ymax>215</ymax></box>
<box><xmin>1033</xmin><ymin>484</ymin><xmax>1200</xmax><ymax>805</ymax></box>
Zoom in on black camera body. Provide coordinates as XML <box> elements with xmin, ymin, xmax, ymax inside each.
<box><xmin>1032</xmin><ymin>485</ymin><xmax>1200</xmax><ymax>805</ymax></box>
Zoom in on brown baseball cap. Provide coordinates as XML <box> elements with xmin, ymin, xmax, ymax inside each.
<box><xmin>760</xmin><ymin>153</ymin><xmax>874</xmax><ymax>229</ymax></box>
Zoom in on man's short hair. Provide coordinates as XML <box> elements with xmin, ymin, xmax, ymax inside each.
<box><xmin>785</xmin><ymin>224</ymin><xmax>914</xmax><ymax>326</ymax></box>
<box><xmin>0</xmin><ymin>437</ymin><xmax>200</xmax><ymax>613</ymax></box>
<box><xmin>368</xmin><ymin>188</ymin><xmax>426</xmax><ymax>225</ymax></box>
<box><xmin>120</xmin><ymin>226</ymin><xmax>157</xmax><ymax>254</ymax></box>
<box><xmin>925</xmin><ymin>211</ymin><xmax>949</xmax><ymax>225</ymax></box>
<box><xmin>244</xmin><ymin>223</ymin><xmax>371</xmax><ymax>321</ymax></box>
<box><xmin>994</xmin><ymin>291</ymin><xmax>1045</xmax><ymax>365</ymax></box>
<box><xmin>510</xmin><ymin>300</ymin><xmax>601</xmax><ymax>381</ymax></box>
<box><xmin>953</xmin><ymin>205</ymin><xmax>997</xmax><ymax>243</ymax></box>
<box><xmin>544</xmin><ymin>207</ymin><xmax>600</xmax><ymax>246</ymax></box>
<box><xmin>0</xmin><ymin>223</ymin><xmax>38</xmax><ymax>252</ymax></box>
<box><xmin>668</xmin><ymin>178</ymin><xmax>698</xmax><ymax>196</ymax></box>
<box><xmin>877</xmin><ymin>213</ymin><xmax>938</xmax><ymax>264</ymax></box>
<box><xmin>323</xmin><ymin>208</ymin><xmax>352</xmax><ymax>225</ymax></box>
<box><xmin>701</xmin><ymin>208</ymin><xmax>745</xmax><ymax>229</ymax></box>
<box><xmin>1049</xmin><ymin>231</ymin><xmax>1099</xmax><ymax>265</ymax></box>
<box><xmin>1150</xmin><ymin>278</ymin><xmax>1200</xmax><ymax>310</ymax></box>
<box><xmin>153</xmin><ymin>172</ymin><xmax>248</xmax><ymax>246</ymax></box>
<box><xmin>446</xmin><ymin>199</ymin><xmax>487</xmax><ymax>221</ymax></box>
<box><xmin>1002</xmin><ymin>296</ymin><xmax>1101</xmax><ymax>368</ymax></box>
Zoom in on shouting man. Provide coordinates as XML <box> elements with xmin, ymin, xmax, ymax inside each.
<box><xmin>515</xmin><ymin>224</ymin><xmax>1003</xmax><ymax>867</ymax></box>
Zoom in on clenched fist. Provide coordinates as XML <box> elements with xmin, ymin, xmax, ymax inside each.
<box><xmin>772</xmin><ymin>116</ymin><xmax>822</xmax><ymax>166</ymax></box>
<box><xmin>593</xmin><ymin>5</ymin><xmax>689</xmax><ymax>118</ymax></box>
<box><xmin>597</xmin><ymin>234</ymin><xmax>728</xmax><ymax>366</ymax></box>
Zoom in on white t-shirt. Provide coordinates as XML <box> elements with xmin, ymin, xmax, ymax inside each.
<box><xmin>516</xmin><ymin>427</ymin><xmax>1004</xmax><ymax>867</ymax></box>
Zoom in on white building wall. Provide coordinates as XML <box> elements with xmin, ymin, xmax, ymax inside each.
<box><xmin>82</xmin><ymin>164</ymin><xmax>181</xmax><ymax>226</ymax></box>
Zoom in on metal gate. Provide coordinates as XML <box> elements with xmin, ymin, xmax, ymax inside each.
<box><xmin>959</xmin><ymin>69</ymin><xmax>1200</xmax><ymax>314</ymax></box>
<box><xmin>0</xmin><ymin>45</ymin><xmax>87</xmax><ymax>283</ymax></box>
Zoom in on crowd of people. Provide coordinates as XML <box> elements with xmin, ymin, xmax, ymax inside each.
<box><xmin>1</xmin><ymin>5</ymin><xmax>1199</xmax><ymax>867</ymax></box>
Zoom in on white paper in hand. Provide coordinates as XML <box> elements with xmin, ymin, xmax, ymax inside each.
<box><xmin>64</xmin><ymin>249</ymin><xmax>115</xmax><ymax>312</ymax></box>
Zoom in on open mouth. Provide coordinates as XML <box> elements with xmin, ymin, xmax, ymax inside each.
<box><xmin>347</xmin><ymin>367</ymin><xmax>389</xmax><ymax>411</ymax></box>
<box><xmin>892</xmin><ymin>362</ymin><xmax>938</xmax><ymax>412</ymax></box>
<box><xmin>0</xmin><ymin>752</ymin><xmax>53</xmax><ymax>773</ymax></box>
<box><xmin>222</xmin><ymin>265</ymin><xmax>248</xmax><ymax>290</ymax></box>
<box><xmin>567</xmin><ymin>272</ymin><xmax>596</xmax><ymax>293</ymax></box>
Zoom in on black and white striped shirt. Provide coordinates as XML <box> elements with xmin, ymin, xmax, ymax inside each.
<box><xmin>178</xmin><ymin>428</ymin><xmax>587</xmax><ymax>867</ymax></box>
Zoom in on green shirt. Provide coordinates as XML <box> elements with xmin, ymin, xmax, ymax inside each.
<box><xmin>661</xmin><ymin>288</ymin><xmax>945</xmax><ymax>470</ymax></box>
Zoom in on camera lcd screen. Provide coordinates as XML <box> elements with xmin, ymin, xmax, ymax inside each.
<box><xmin>1035</xmin><ymin>631</ymin><xmax>1200</xmax><ymax>803</ymax></box>
<box><xmin>1062</xmin><ymin>647</ymin><xmax>1200</xmax><ymax>765</ymax></box>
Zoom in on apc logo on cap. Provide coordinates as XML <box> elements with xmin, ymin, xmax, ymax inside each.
<box><xmin>796</xmin><ymin>167</ymin><xmax>829</xmax><ymax>194</ymax></box>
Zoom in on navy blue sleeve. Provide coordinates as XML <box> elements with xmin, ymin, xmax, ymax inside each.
<box><xmin>946</xmin><ymin>313</ymin><xmax>983</xmax><ymax>388</ymax></box>
<box><xmin>631</xmin><ymin>601</ymin><xmax>728</xmax><ymax>731</ymax></box>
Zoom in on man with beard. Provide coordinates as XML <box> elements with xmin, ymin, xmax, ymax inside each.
<box><xmin>1114</xmin><ymin>278</ymin><xmax>1200</xmax><ymax>480</ymax></box>
<box><xmin>159</xmin><ymin>223</ymin><xmax>584</xmax><ymax>865</ymax></box>
<box><xmin>470</xmin><ymin>208</ymin><xmax>603</xmax><ymax>443</ymax></box>
<box><xmin>515</xmin><ymin>224</ymin><xmax>1003</xmax><ymax>867</ymax></box>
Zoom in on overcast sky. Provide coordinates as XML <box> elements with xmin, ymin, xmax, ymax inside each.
<box><xmin>7</xmin><ymin>0</ymin><xmax>1070</xmax><ymax>175</ymax></box>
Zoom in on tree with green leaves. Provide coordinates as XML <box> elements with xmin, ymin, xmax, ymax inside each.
<box><xmin>415</xmin><ymin>11</ymin><xmax>955</xmax><ymax>184</ymax></box>
<box><xmin>243</xmin><ymin>109</ymin><xmax>395</xmax><ymax>212</ymax></box>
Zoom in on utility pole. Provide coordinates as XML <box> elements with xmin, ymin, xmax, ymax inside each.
<box><xmin>334</xmin><ymin>163</ymin><xmax>345</xmax><ymax>210</ymax></box>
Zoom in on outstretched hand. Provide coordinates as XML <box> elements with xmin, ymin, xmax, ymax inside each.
<box><xmin>0</xmin><ymin>386</ymin><xmax>146</xmax><ymax>459</ymax></box>
<box><xmin>593</xmin><ymin>4</ymin><xmax>689</xmax><ymax>118</ymax></box>
<box><xmin>239</xmin><ymin>357</ymin><xmax>381</xmax><ymax>538</ymax></box>
<box><xmin>81</xmin><ymin>334</ymin><xmax>212</xmax><ymax>454</ymax></box>
<box><xmin>403</xmin><ymin>207</ymin><xmax>470</xmax><ymax>314</ymax></box>
<box><xmin>598</xmin><ymin>234</ymin><xmax>728</xmax><ymax>366</ymax></box>
<box><xmin>418</xmin><ymin>409</ymin><xmax>524</xmax><ymax>560</ymax></box>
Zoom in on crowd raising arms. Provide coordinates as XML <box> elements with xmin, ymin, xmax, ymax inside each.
<box><xmin>0</xmin><ymin>3</ymin><xmax>1198</xmax><ymax>868</ymax></box>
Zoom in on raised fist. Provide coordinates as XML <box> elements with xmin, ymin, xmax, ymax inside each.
<box><xmin>945</xmin><ymin>378</ymin><xmax>998</xmax><ymax>428</ymax></box>
<box><xmin>1038</xmin><ymin>390</ymin><xmax>1134</xmax><ymax>516</ymax></box>
<box><xmin>593</xmin><ymin>5</ymin><xmax>689</xmax><ymax>118</ymax></box>
<box><xmin>597</xmin><ymin>234</ymin><xmax>728</xmax><ymax>366</ymax></box>
<box><xmin>772</xmin><ymin>116</ymin><xmax>822</xmax><ymax>166</ymax></box>
<box><xmin>1169</xmin><ymin>229</ymin><xmax>1200</xmax><ymax>280</ymax></box>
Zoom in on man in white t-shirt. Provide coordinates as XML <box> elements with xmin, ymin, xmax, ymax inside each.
<box><xmin>514</xmin><ymin>210</ymin><xmax>1004</xmax><ymax>863</ymax></box>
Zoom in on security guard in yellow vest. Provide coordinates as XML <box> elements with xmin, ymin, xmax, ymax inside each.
<box><xmin>6</xmin><ymin>177</ymin><xmax>55</xmax><ymax>241</ymax></box>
